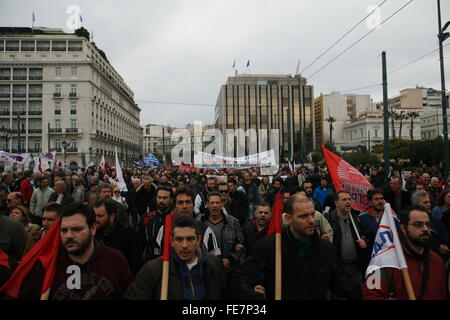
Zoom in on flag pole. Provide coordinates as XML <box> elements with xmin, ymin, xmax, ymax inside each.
<box><xmin>160</xmin><ymin>214</ymin><xmax>173</xmax><ymax>300</ymax></box>
<box><xmin>40</xmin><ymin>288</ymin><xmax>50</xmax><ymax>300</ymax></box>
<box><xmin>348</xmin><ymin>213</ymin><xmax>361</xmax><ymax>240</ymax></box>
<box><xmin>275</xmin><ymin>232</ymin><xmax>282</xmax><ymax>300</ymax></box>
<box><xmin>401</xmin><ymin>268</ymin><xmax>416</xmax><ymax>300</ymax></box>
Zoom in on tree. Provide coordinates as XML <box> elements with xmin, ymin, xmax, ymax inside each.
<box><xmin>343</xmin><ymin>151</ymin><xmax>381</xmax><ymax>167</ymax></box>
<box><xmin>388</xmin><ymin>109</ymin><xmax>397</xmax><ymax>138</ymax></box>
<box><xmin>371</xmin><ymin>138</ymin><xmax>410</xmax><ymax>164</ymax></box>
<box><xmin>407</xmin><ymin>111</ymin><xmax>420</xmax><ymax>141</ymax></box>
<box><xmin>398</xmin><ymin>111</ymin><xmax>406</xmax><ymax>138</ymax></box>
<box><xmin>325</xmin><ymin>115</ymin><xmax>336</xmax><ymax>150</ymax></box>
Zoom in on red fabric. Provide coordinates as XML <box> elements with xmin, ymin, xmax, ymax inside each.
<box><xmin>267</xmin><ymin>193</ymin><xmax>284</xmax><ymax>236</ymax></box>
<box><xmin>0</xmin><ymin>250</ymin><xmax>9</xmax><ymax>269</ymax></box>
<box><xmin>363</xmin><ymin>247</ymin><xmax>448</xmax><ymax>300</ymax></box>
<box><xmin>0</xmin><ymin>217</ymin><xmax>61</xmax><ymax>298</ymax></box>
<box><xmin>322</xmin><ymin>144</ymin><xmax>372</xmax><ymax>211</ymax></box>
<box><xmin>19</xmin><ymin>178</ymin><xmax>33</xmax><ymax>205</ymax></box>
<box><xmin>161</xmin><ymin>214</ymin><xmax>173</xmax><ymax>262</ymax></box>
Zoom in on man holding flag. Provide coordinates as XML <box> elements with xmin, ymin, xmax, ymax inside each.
<box><xmin>363</xmin><ymin>205</ymin><xmax>447</xmax><ymax>300</ymax></box>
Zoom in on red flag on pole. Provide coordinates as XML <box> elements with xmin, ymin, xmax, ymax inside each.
<box><xmin>0</xmin><ymin>218</ymin><xmax>61</xmax><ymax>298</ymax></box>
<box><xmin>322</xmin><ymin>144</ymin><xmax>372</xmax><ymax>211</ymax></box>
<box><xmin>161</xmin><ymin>214</ymin><xmax>173</xmax><ymax>262</ymax></box>
<box><xmin>267</xmin><ymin>193</ymin><xmax>284</xmax><ymax>237</ymax></box>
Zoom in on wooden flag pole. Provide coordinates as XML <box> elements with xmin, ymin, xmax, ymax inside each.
<box><xmin>401</xmin><ymin>268</ymin><xmax>416</xmax><ymax>300</ymax></box>
<box><xmin>160</xmin><ymin>261</ymin><xmax>170</xmax><ymax>300</ymax></box>
<box><xmin>40</xmin><ymin>288</ymin><xmax>50</xmax><ymax>300</ymax></box>
<box><xmin>160</xmin><ymin>214</ymin><xmax>173</xmax><ymax>300</ymax></box>
<box><xmin>275</xmin><ymin>233</ymin><xmax>282</xmax><ymax>300</ymax></box>
<box><xmin>348</xmin><ymin>212</ymin><xmax>361</xmax><ymax>240</ymax></box>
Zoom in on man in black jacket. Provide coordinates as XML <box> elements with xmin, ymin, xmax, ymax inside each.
<box><xmin>218</xmin><ymin>182</ymin><xmax>246</xmax><ymax>226</ymax></box>
<box><xmin>228</xmin><ymin>196</ymin><xmax>337</xmax><ymax>300</ymax></box>
<box><xmin>133</xmin><ymin>177</ymin><xmax>157</xmax><ymax>220</ymax></box>
<box><xmin>48</xmin><ymin>180</ymin><xmax>74</xmax><ymax>206</ymax></box>
<box><xmin>94</xmin><ymin>198</ymin><xmax>142</xmax><ymax>275</ymax></box>
<box><xmin>325</xmin><ymin>191</ymin><xmax>371</xmax><ymax>300</ymax></box>
<box><xmin>384</xmin><ymin>176</ymin><xmax>411</xmax><ymax>214</ymax></box>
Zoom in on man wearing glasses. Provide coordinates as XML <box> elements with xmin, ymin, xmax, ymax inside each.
<box><xmin>363</xmin><ymin>205</ymin><xmax>448</xmax><ymax>300</ymax></box>
<box><xmin>218</xmin><ymin>182</ymin><xmax>246</xmax><ymax>226</ymax></box>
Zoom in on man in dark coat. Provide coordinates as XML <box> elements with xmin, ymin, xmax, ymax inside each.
<box><xmin>384</xmin><ymin>176</ymin><xmax>412</xmax><ymax>214</ymax></box>
<box><xmin>48</xmin><ymin>180</ymin><xmax>74</xmax><ymax>206</ymax></box>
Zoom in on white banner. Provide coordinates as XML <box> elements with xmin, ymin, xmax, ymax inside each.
<box><xmin>194</xmin><ymin>150</ymin><xmax>277</xmax><ymax>168</ymax></box>
<box><xmin>0</xmin><ymin>151</ymin><xmax>31</xmax><ymax>164</ymax></box>
<box><xmin>365</xmin><ymin>203</ymin><xmax>407</xmax><ymax>276</ymax></box>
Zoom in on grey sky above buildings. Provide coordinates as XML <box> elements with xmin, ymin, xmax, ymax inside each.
<box><xmin>1</xmin><ymin>0</ymin><xmax>449</xmax><ymax>127</ymax></box>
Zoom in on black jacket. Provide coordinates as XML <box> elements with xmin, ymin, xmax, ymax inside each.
<box><xmin>133</xmin><ymin>187</ymin><xmax>157</xmax><ymax>217</ymax></box>
<box><xmin>224</xmin><ymin>197</ymin><xmax>247</xmax><ymax>226</ymax></box>
<box><xmin>384</xmin><ymin>190</ymin><xmax>412</xmax><ymax>214</ymax></box>
<box><xmin>228</xmin><ymin>228</ymin><xmax>337</xmax><ymax>300</ymax></box>
<box><xmin>48</xmin><ymin>191</ymin><xmax>74</xmax><ymax>206</ymax></box>
<box><xmin>95</xmin><ymin>220</ymin><xmax>143</xmax><ymax>275</ymax></box>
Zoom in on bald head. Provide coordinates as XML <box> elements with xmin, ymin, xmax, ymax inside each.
<box><xmin>54</xmin><ymin>180</ymin><xmax>66</xmax><ymax>194</ymax></box>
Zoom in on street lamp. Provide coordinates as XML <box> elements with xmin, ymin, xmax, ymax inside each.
<box><xmin>62</xmin><ymin>140</ymin><xmax>67</xmax><ymax>166</ymax></box>
<box><xmin>89</xmin><ymin>147</ymin><xmax>92</xmax><ymax>162</ymax></box>
<box><xmin>437</xmin><ymin>0</ymin><xmax>450</xmax><ymax>174</ymax></box>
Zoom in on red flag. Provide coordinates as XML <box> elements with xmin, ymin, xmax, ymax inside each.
<box><xmin>0</xmin><ymin>218</ymin><xmax>61</xmax><ymax>298</ymax></box>
<box><xmin>322</xmin><ymin>144</ymin><xmax>372</xmax><ymax>211</ymax></box>
<box><xmin>267</xmin><ymin>193</ymin><xmax>284</xmax><ymax>236</ymax></box>
<box><xmin>161</xmin><ymin>214</ymin><xmax>173</xmax><ymax>262</ymax></box>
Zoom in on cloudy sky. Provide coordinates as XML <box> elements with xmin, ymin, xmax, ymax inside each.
<box><xmin>1</xmin><ymin>0</ymin><xmax>449</xmax><ymax>127</ymax></box>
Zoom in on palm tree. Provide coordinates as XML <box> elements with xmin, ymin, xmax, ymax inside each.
<box><xmin>407</xmin><ymin>111</ymin><xmax>420</xmax><ymax>141</ymax></box>
<box><xmin>325</xmin><ymin>115</ymin><xmax>336</xmax><ymax>150</ymax></box>
<box><xmin>398</xmin><ymin>111</ymin><xmax>406</xmax><ymax>138</ymax></box>
<box><xmin>388</xmin><ymin>109</ymin><xmax>398</xmax><ymax>138</ymax></box>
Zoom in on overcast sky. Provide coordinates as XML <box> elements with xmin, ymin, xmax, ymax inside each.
<box><xmin>1</xmin><ymin>0</ymin><xmax>449</xmax><ymax>127</ymax></box>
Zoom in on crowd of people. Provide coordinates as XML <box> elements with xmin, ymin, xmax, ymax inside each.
<box><xmin>0</xmin><ymin>162</ymin><xmax>448</xmax><ymax>300</ymax></box>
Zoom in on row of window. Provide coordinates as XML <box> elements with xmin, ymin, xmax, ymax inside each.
<box><xmin>53</xmin><ymin>119</ymin><xmax>78</xmax><ymax>129</ymax></box>
<box><xmin>55</xmin><ymin>67</ymin><xmax>77</xmax><ymax>78</ymax></box>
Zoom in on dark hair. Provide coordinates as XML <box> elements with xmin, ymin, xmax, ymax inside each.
<box><xmin>228</xmin><ymin>179</ymin><xmax>238</xmax><ymax>186</ymax></box>
<box><xmin>255</xmin><ymin>202</ymin><xmax>272</xmax><ymax>212</ymax></box>
<box><xmin>157</xmin><ymin>185</ymin><xmax>174</xmax><ymax>198</ymax></box>
<box><xmin>294</xmin><ymin>186</ymin><xmax>305</xmax><ymax>194</ymax></box>
<box><xmin>367</xmin><ymin>188</ymin><xmax>384</xmax><ymax>201</ymax></box>
<box><xmin>42</xmin><ymin>202</ymin><xmax>62</xmax><ymax>216</ymax></box>
<box><xmin>273</xmin><ymin>177</ymin><xmax>284</xmax><ymax>185</ymax></box>
<box><xmin>399</xmin><ymin>205</ymin><xmax>429</xmax><ymax>226</ymax></box>
<box><xmin>334</xmin><ymin>190</ymin><xmax>351</xmax><ymax>201</ymax></box>
<box><xmin>97</xmin><ymin>184</ymin><xmax>113</xmax><ymax>194</ymax></box>
<box><xmin>438</xmin><ymin>189</ymin><xmax>450</xmax><ymax>206</ymax></box>
<box><xmin>93</xmin><ymin>198</ymin><xmax>117</xmax><ymax>216</ymax></box>
<box><xmin>217</xmin><ymin>182</ymin><xmax>228</xmax><ymax>188</ymax></box>
<box><xmin>174</xmin><ymin>188</ymin><xmax>195</xmax><ymax>203</ymax></box>
<box><xmin>283</xmin><ymin>188</ymin><xmax>293</xmax><ymax>195</ymax></box>
<box><xmin>206</xmin><ymin>176</ymin><xmax>216</xmax><ymax>182</ymax></box>
<box><xmin>302</xmin><ymin>180</ymin><xmax>313</xmax><ymax>188</ymax></box>
<box><xmin>207</xmin><ymin>192</ymin><xmax>222</xmax><ymax>202</ymax></box>
<box><xmin>60</xmin><ymin>201</ymin><xmax>96</xmax><ymax>227</ymax></box>
<box><xmin>172</xmin><ymin>215</ymin><xmax>201</xmax><ymax>237</ymax></box>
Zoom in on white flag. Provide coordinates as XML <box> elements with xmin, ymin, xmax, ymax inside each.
<box><xmin>365</xmin><ymin>203</ymin><xmax>407</xmax><ymax>276</ymax></box>
<box><xmin>114</xmin><ymin>147</ymin><xmax>128</xmax><ymax>192</ymax></box>
<box><xmin>100</xmin><ymin>155</ymin><xmax>106</xmax><ymax>173</ymax></box>
<box><xmin>289</xmin><ymin>161</ymin><xmax>293</xmax><ymax>172</ymax></box>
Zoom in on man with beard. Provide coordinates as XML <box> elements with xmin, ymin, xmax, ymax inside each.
<box><xmin>141</xmin><ymin>186</ymin><xmax>174</xmax><ymax>262</ymax></box>
<box><xmin>265</xmin><ymin>177</ymin><xmax>284</xmax><ymax>206</ymax></box>
<box><xmin>302</xmin><ymin>181</ymin><xmax>321</xmax><ymax>212</ymax></box>
<box><xmin>363</xmin><ymin>205</ymin><xmax>448</xmax><ymax>300</ymax></box>
<box><xmin>242</xmin><ymin>203</ymin><xmax>272</xmax><ymax>256</ymax></box>
<box><xmin>97</xmin><ymin>184</ymin><xmax>129</xmax><ymax>227</ymax></box>
<box><xmin>359</xmin><ymin>189</ymin><xmax>387</xmax><ymax>242</ymax></box>
<box><xmin>194</xmin><ymin>176</ymin><xmax>216</xmax><ymax>216</ymax></box>
<box><xmin>94</xmin><ymin>199</ymin><xmax>142</xmax><ymax>275</ymax></box>
<box><xmin>10</xmin><ymin>201</ymin><xmax>133</xmax><ymax>300</ymax></box>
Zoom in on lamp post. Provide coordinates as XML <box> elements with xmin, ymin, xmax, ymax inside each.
<box><xmin>1</xmin><ymin>127</ymin><xmax>11</xmax><ymax>151</ymax></box>
<box><xmin>89</xmin><ymin>146</ymin><xmax>92</xmax><ymax>163</ymax></box>
<box><xmin>437</xmin><ymin>0</ymin><xmax>450</xmax><ymax>175</ymax></box>
<box><xmin>62</xmin><ymin>140</ymin><xmax>67</xmax><ymax>166</ymax></box>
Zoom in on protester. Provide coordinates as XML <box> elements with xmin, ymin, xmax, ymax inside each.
<box><xmin>40</xmin><ymin>202</ymin><xmax>62</xmax><ymax>238</ymax></box>
<box><xmin>242</xmin><ymin>203</ymin><xmax>272</xmax><ymax>256</ymax></box>
<box><xmin>385</xmin><ymin>176</ymin><xmax>412</xmax><ymax>214</ymax></box>
<box><xmin>48</xmin><ymin>181</ymin><xmax>74</xmax><ymax>206</ymax></box>
<box><xmin>29</xmin><ymin>177</ymin><xmax>54</xmax><ymax>225</ymax></box>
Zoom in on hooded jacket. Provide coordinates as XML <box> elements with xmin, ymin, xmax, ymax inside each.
<box><xmin>123</xmin><ymin>247</ymin><xmax>225</xmax><ymax>300</ymax></box>
<box><xmin>15</xmin><ymin>240</ymin><xmax>133</xmax><ymax>300</ymax></box>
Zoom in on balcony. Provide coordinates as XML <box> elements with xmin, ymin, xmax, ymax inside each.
<box><xmin>29</xmin><ymin>75</ymin><xmax>43</xmax><ymax>80</ymax></box>
<box><xmin>0</xmin><ymin>76</ymin><xmax>11</xmax><ymax>80</ymax></box>
<box><xmin>37</xmin><ymin>47</ymin><xmax>50</xmax><ymax>51</ymax></box>
<box><xmin>65</xmin><ymin>128</ymin><xmax>79</xmax><ymax>133</ymax></box>
<box><xmin>53</xmin><ymin>92</ymin><xmax>62</xmax><ymax>98</ymax></box>
<box><xmin>12</xmin><ymin>93</ymin><xmax>26</xmax><ymax>98</ymax></box>
<box><xmin>68</xmin><ymin>47</ymin><xmax>82</xmax><ymax>51</ymax></box>
<box><xmin>54</xmin><ymin>110</ymin><xmax>61</xmax><ymax>115</ymax></box>
<box><xmin>70</xmin><ymin>110</ymin><xmax>77</xmax><ymax>114</ymax></box>
<box><xmin>12</xmin><ymin>76</ymin><xmax>27</xmax><ymax>81</ymax></box>
<box><xmin>10</xmin><ymin>129</ymin><xmax>26</xmax><ymax>134</ymax></box>
<box><xmin>6</xmin><ymin>47</ymin><xmax>20</xmax><ymax>51</ymax></box>
<box><xmin>49</xmin><ymin>128</ymin><xmax>62</xmax><ymax>133</ymax></box>
<box><xmin>28</xmin><ymin>111</ymin><xmax>42</xmax><ymax>115</ymax></box>
<box><xmin>0</xmin><ymin>111</ymin><xmax>10</xmax><ymax>115</ymax></box>
<box><xmin>52</xmin><ymin>47</ymin><xmax>66</xmax><ymax>52</ymax></box>
<box><xmin>28</xmin><ymin>92</ymin><xmax>42</xmax><ymax>98</ymax></box>
<box><xmin>66</xmin><ymin>148</ymin><xmax>78</xmax><ymax>153</ymax></box>
<box><xmin>54</xmin><ymin>148</ymin><xmax>62</xmax><ymax>152</ymax></box>
<box><xmin>28</xmin><ymin>149</ymin><xmax>42</xmax><ymax>153</ymax></box>
<box><xmin>28</xmin><ymin>129</ymin><xmax>42</xmax><ymax>134</ymax></box>
<box><xmin>12</xmin><ymin>111</ymin><xmax>26</xmax><ymax>115</ymax></box>
<box><xmin>0</xmin><ymin>93</ymin><xmax>10</xmax><ymax>98</ymax></box>
<box><xmin>68</xmin><ymin>92</ymin><xmax>78</xmax><ymax>98</ymax></box>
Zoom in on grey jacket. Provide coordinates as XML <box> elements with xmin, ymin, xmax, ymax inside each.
<box><xmin>29</xmin><ymin>186</ymin><xmax>54</xmax><ymax>217</ymax></box>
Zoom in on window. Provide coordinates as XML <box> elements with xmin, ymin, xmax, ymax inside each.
<box><xmin>34</xmin><ymin>140</ymin><xmax>40</xmax><ymax>150</ymax></box>
<box><xmin>70</xmin><ymin>102</ymin><xmax>76</xmax><ymax>114</ymax></box>
<box><xmin>55</xmin><ymin>102</ymin><xmax>61</xmax><ymax>114</ymax></box>
<box><xmin>55</xmin><ymin>119</ymin><xmax>61</xmax><ymax>129</ymax></box>
<box><xmin>34</xmin><ymin>122</ymin><xmax>41</xmax><ymax>130</ymax></box>
<box><xmin>71</xmin><ymin>119</ymin><xmax>77</xmax><ymax>129</ymax></box>
<box><xmin>56</xmin><ymin>139</ymin><xmax>61</xmax><ymax>149</ymax></box>
<box><xmin>55</xmin><ymin>84</ymin><xmax>61</xmax><ymax>94</ymax></box>
<box><xmin>71</xmin><ymin>139</ymin><xmax>77</xmax><ymax>149</ymax></box>
<box><xmin>55</xmin><ymin>67</ymin><xmax>61</xmax><ymax>78</ymax></box>
<box><xmin>70</xmin><ymin>84</ymin><xmax>77</xmax><ymax>96</ymax></box>
<box><xmin>71</xmin><ymin>67</ymin><xmax>77</xmax><ymax>78</ymax></box>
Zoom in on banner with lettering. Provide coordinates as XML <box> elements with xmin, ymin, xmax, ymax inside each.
<box><xmin>0</xmin><ymin>151</ymin><xmax>31</xmax><ymax>164</ymax></box>
<box><xmin>194</xmin><ymin>150</ymin><xmax>276</xmax><ymax>169</ymax></box>
<box><xmin>322</xmin><ymin>144</ymin><xmax>372</xmax><ymax>211</ymax></box>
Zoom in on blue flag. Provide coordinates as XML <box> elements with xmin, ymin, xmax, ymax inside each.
<box><xmin>143</xmin><ymin>153</ymin><xmax>160</xmax><ymax>167</ymax></box>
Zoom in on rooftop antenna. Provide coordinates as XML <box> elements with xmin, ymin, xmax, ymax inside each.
<box><xmin>295</xmin><ymin>59</ymin><xmax>301</xmax><ymax>77</ymax></box>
